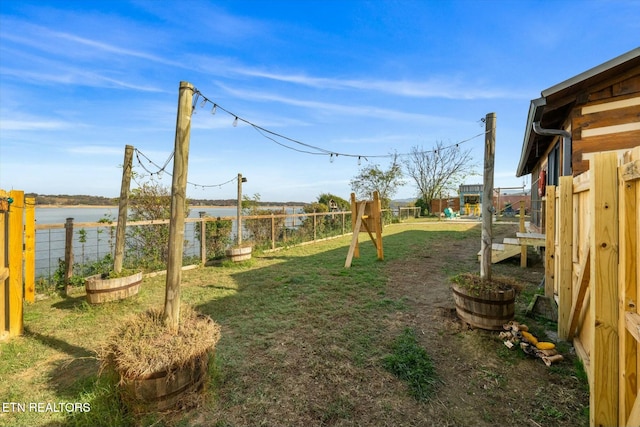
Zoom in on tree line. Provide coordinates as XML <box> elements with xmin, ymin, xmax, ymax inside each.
<box><xmin>28</xmin><ymin>194</ymin><xmax>310</xmax><ymax>207</ymax></box>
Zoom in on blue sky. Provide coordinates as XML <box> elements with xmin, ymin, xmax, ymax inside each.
<box><xmin>1</xmin><ymin>0</ymin><xmax>639</xmax><ymax>203</ymax></box>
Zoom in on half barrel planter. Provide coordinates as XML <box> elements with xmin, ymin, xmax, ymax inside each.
<box><xmin>119</xmin><ymin>350</ymin><xmax>213</xmax><ymax>414</ymax></box>
<box><xmin>225</xmin><ymin>246</ymin><xmax>252</xmax><ymax>262</ymax></box>
<box><xmin>85</xmin><ymin>271</ymin><xmax>143</xmax><ymax>304</ymax></box>
<box><xmin>451</xmin><ymin>282</ymin><xmax>515</xmax><ymax>330</ymax></box>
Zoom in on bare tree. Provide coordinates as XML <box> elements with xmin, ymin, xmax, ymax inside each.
<box><xmin>404</xmin><ymin>142</ymin><xmax>477</xmax><ymax>214</ymax></box>
<box><xmin>350</xmin><ymin>154</ymin><xmax>405</xmax><ymax>208</ymax></box>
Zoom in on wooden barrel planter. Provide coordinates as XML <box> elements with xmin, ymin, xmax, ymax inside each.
<box><xmin>225</xmin><ymin>246</ymin><xmax>252</xmax><ymax>262</ymax></box>
<box><xmin>451</xmin><ymin>282</ymin><xmax>515</xmax><ymax>330</ymax></box>
<box><xmin>119</xmin><ymin>350</ymin><xmax>213</xmax><ymax>414</ymax></box>
<box><xmin>85</xmin><ymin>271</ymin><xmax>143</xmax><ymax>304</ymax></box>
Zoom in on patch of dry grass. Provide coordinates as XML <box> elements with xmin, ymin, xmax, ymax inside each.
<box><xmin>98</xmin><ymin>305</ymin><xmax>221</xmax><ymax>380</ymax></box>
<box><xmin>450</xmin><ymin>271</ymin><xmax>524</xmax><ymax>295</ymax></box>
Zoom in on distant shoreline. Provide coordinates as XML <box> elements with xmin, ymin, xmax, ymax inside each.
<box><xmin>36</xmin><ymin>205</ymin><xmax>118</xmax><ymax>209</ymax></box>
<box><xmin>35</xmin><ymin>205</ymin><xmax>300</xmax><ymax>209</ymax></box>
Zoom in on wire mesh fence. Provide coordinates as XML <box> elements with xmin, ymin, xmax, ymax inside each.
<box><xmin>34</xmin><ymin>207</ymin><xmax>420</xmax><ymax>289</ymax></box>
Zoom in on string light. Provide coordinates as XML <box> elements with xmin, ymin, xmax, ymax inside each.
<box><xmin>133</xmin><ymin>147</ymin><xmax>238</xmax><ymax>190</ymax></box>
<box><xmin>190</xmin><ymin>88</ymin><xmax>488</xmax><ymax>161</ymax></box>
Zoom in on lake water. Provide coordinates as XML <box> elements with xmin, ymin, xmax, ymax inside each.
<box><xmin>35</xmin><ymin>206</ymin><xmax>245</xmax><ymax>224</ymax></box>
<box><xmin>33</xmin><ymin>206</ymin><xmax>305</xmax><ymax>280</ymax></box>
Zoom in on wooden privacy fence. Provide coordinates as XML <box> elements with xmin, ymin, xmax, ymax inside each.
<box><xmin>544</xmin><ymin>146</ymin><xmax>640</xmax><ymax>427</ymax></box>
<box><xmin>1</xmin><ymin>190</ymin><xmax>36</xmax><ymax>340</ymax></box>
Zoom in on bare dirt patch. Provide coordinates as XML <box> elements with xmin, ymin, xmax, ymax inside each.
<box><xmin>381</xmin><ymin>222</ymin><xmax>589</xmax><ymax>426</ymax></box>
<box><xmin>158</xmin><ymin>222</ymin><xmax>589</xmax><ymax>427</ymax></box>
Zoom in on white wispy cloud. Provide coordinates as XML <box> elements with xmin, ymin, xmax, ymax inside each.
<box><xmin>67</xmin><ymin>146</ymin><xmax>123</xmax><ymax>156</ymax></box>
<box><xmin>1</xmin><ymin>66</ymin><xmax>164</xmax><ymax>92</ymax></box>
<box><xmin>229</xmin><ymin>67</ymin><xmax>528</xmax><ymax>100</ymax></box>
<box><xmin>0</xmin><ymin>119</ymin><xmax>72</xmax><ymax>131</ymax></box>
<box><xmin>50</xmin><ymin>31</ymin><xmax>183</xmax><ymax>68</ymax></box>
<box><xmin>214</xmin><ymin>83</ymin><xmax>456</xmax><ymax>124</ymax></box>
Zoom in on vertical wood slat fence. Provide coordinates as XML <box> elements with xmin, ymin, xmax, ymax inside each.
<box><xmin>543</xmin><ymin>146</ymin><xmax>640</xmax><ymax>427</ymax></box>
<box><xmin>1</xmin><ymin>190</ymin><xmax>36</xmax><ymax>341</ymax></box>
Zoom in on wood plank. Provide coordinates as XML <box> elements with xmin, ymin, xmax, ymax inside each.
<box><xmin>545</xmin><ymin>185</ymin><xmax>556</xmax><ymax>299</ymax></box>
<box><xmin>0</xmin><ymin>193</ymin><xmax>6</xmax><ymax>338</ymax></box>
<box><xmin>567</xmin><ymin>242</ymin><xmax>590</xmax><ymax>340</ymax></box>
<box><xmin>493</xmin><ymin>245</ymin><xmax>521</xmax><ymax>263</ymax></box>
<box><xmin>519</xmin><ymin>201</ymin><xmax>527</xmax><ymax>267</ymax></box>
<box><xmin>574</xmin><ymin>130</ymin><xmax>640</xmax><ymax>158</ymax></box>
<box><xmin>516</xmin><ymin>232</ymin><xmax>546</xmax><ymax>246</ymax></box>
<box><xmin>372</xmin><ymin>191</ymin><xmax>383</xmax><ymax>260</ymax></box>
<box><xmin>350</xmin><ymin>193</ymin><xmax>358</xmax><ymax>260</ymax></box>
<box><xmin>558</xmin><ymin>176</ymin><xmax>574</xmax><ymax>340</ymax></box>
<box><xmin>581</xmin><ymin>96</ymin><xmax>640</xmax><ymax>115</ymax></box>
<box><xmin>625</xmin><ymin>312</ymin><xmax>640</xmax><ymax>344</ymax></box>
<box><xmin>627</xmin><ymin>396</ymin><xmax>640</xmax><ymax>427</ymax></box>
<box><xmin>619</xmin><ymin>145</ymin><xmax>639</xmax><ymax>426</ymax></box>
<box><xmin>24</xmin><ymin>198</ymin><xmax>35</xmax><ymax>303</ymax></box>
<box><xmin>573</xmin><ymin>169</ymin><xmax>591</xmax><ymax>193</ymax></box>
<box><xmin>574</xmin><ymin>103</ymin><xmax>640</xmax><ymax>133</ymax></box>
<box><xmin>344</xmin><ymin>201</ymin><xmax>366</xmax><ymax>268</ymax></box>
<box><xmin>590</xmin><ymin>152</ymin><xmax>619</xmax><ymax>427</ymax></box>
<box><xmin>621</xmin><ymin>159</ymin><xmax>640</xmax><ymax>182</ymax></box>
<box><xmin>8</xmin><ymin>190</ymin><xmax>24</xmax><ymax>337</ymax></box>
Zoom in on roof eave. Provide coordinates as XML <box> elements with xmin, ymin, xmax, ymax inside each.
<box><xmin>541</xmin><ymin>47</ymin><xmax>640</xmax><ymax>98</ymax></box>
<box><xmin>516</xmin><ymin>97</ymin><xmax>546</xmax><ymax>177</ymax></box>
<box><xmin>515</xmin><ymin>47</ymin><xmax>640</xmax><ymax>178</ymax></box>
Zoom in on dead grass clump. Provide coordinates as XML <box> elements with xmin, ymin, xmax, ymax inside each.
<box><xmin>98</xmin><ymin>305</ymin><xmax>221</xmax><ymax>380</ymax></box>
<box><xmin>450</xmin><ymin>272</ymin><xmax>523</xmax><ymax>295</ymax></box>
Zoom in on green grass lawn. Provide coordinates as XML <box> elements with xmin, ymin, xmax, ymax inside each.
<box><xmin>0</xmin><ymin>221</ymin><xmax>588</xmax><ymax>427</ymax></box>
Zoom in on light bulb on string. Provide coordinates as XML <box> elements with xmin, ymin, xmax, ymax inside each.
<box><xmin>211</xmin><ymin>104</ymin><xmax>217</xmax><ymax>115</ymax></box>
<box><xmin>200</xmin><ymin>98</ymin><xmax>207</xmax><ymax>108</ymax></box>
<box><xmin>330</xmin><ymin>154</ymin><xmax>334</xmax><ymax>163</ymax></box>
<box><xmin>358</xmin><ymin>156</ymin><xmax>361</xmax><ymax>166</ymax></box>
<box><xmin>233</xmin><ymin>117</ymin><xmax>238</xmax><ymax>127</ymax></box>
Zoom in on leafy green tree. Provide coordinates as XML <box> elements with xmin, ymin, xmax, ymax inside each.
<box><xmin>242</xmin><ymin>193</ymin><xmax>285</xmax><ymax>247</ymax></box>
<box><xmin>404</xmin><ymin>141</ymin><xmax>477</xmax><ymax>215</ymax></box>
<box><xmin>195</xmin><ymin>217</ymin><xmax>233</xmax><ymax>259</ymax></box>
<box><xmin>350</xmin><ymin>154</ymin><xmax>404</xmax><ymax>209</ymax></box>
<box><xmin>127</xmin><ymin>181</ymin><xmax>190</xmax><ymax>269</ymax></box>
<box><xmin>316</xmin><ymin>193</ymin><xmax>350</xmax><ymax>211</ymax></box>
<box><xmin>414</xmin><ymin>198</ymin><xmax>429</xmax><ymax>216</ymax></box>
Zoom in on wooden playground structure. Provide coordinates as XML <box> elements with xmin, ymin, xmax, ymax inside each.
<box><xmin>344</xmin><ymin>191</ymin><xmax>384</xmax><ymax>268</ymax></box>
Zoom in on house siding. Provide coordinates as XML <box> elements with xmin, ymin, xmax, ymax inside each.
<box><xmin>570</xmin><ymin>76</ymin><xmax>640</xmax><ymax>176</ymax></box>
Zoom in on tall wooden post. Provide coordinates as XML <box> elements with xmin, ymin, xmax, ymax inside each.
<box><xmin>237</xmin><ymin>173</ymin><xmax>243</xmax><ymax>246</ymax></box>
<box><xmin>0</xmin><ymin>192</ymin><xmax>8</xmax><ymax>339</ymax></box>
<box><xmin>519</xmin><ymin>200</ymin><xmax>527</xmax><ymax>267</ymax></box>
<box><xmin>350</xmin><ymin>193</ymin><xmax>359</xmax><ymax>258</ymax></box>
<box><xmin>480</xmin><ymin>112</ymin><xmax>496</xmax><ymax>280</ymax></box>
<box><xmin>163</xmin><ymin>81</ymin><xmax>193</xmax><ymax>332</ymax></box>
<box><xmin>24</xmin><ymin>197</ymin><xmax>35</xmax><ymax>303</ymax></box>
<box><xmin>199</xmin><ymin>212</ymin><xmax>207</xmax><ymax>265</ymax></box>
<box><xmin>590</xmin><ymin>152</ymin><xmax>619</xmax><ymax>427</ymax></box>
<box><xmin>113</xmin><ymin>144</ymin><xmax>133</xmax><ymax>274</ymax></box>
<box><xmin>8</xmin><ymin>191</ymin><xmax>24</xmax><ymax>336</ymax></box>
<box><xmin>64</xmin><ymin>218</ymin><xmax>74</xmax><ymax>295</ymax></box>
